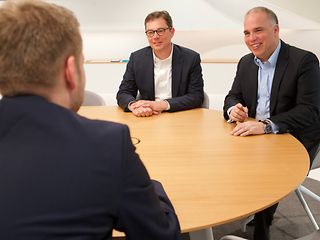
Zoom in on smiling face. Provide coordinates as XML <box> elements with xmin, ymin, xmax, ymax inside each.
<box><xmin>243</xmin><ymin>10</ymin><xmax>279</xmax><ymax>62</ymax></box>
<box><xmin>145</xmin><ymin>17</ymin><xmax>175</xmax><ymax>58</ymax></box>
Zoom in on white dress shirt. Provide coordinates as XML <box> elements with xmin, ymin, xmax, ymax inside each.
<box><xmin>153</xmin><ymin>45</ymin><xmax>173</xmax><ymax>103</ymax></box>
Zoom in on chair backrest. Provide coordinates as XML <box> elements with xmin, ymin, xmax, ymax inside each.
<box><xmin>202</xmin><ymin>91</ymin><xmax>210</xmax><ymax>109</ymax></box>
<box><xmin>82</xmin><ymin>90</ymin><xmax>106</xmax><ymax>106</ymax></box>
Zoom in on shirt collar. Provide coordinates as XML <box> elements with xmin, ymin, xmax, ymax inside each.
<box><xmin>254</xmin><ymin>40</ymin><xmax>281</xmax><ymax>68</ymax></box>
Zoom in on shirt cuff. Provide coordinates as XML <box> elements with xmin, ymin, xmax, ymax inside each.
<box><xmin>265</xmin><ymin>119</ymin><xmax>279</xmax><ymax>134</ymax></box>
<box><xmin>128</xmin><ymin>100</ymin><xmax>136</xmax><ymax>111</ymax></box>
<box><xmin>164</xmin><ymin>100</ymin><xmax>170</xmax><ymax>110</ymax></box>
<box><xmin>226</xmin><ymin>106</ymin><xmax>234</xmax><ymax>123</ymax></box>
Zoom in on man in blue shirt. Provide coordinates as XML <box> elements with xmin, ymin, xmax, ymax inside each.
<box><xmin>223</xmin><ymin>6</ymin><xmax>320</xmax><ymax>240</ymax></box>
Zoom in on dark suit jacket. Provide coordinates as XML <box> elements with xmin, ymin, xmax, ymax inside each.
<box><xmin>0</xmin><ymin>95</ymin><xmax>180</xmax><ymax>240</ymax></box>
<box><xmin>224</xmin><ymin>41</ymin><xmax>320</xmax><ymax>162</ymax></box>
<box><xmin>116</xmin><ymin>44</ymin><xmax>204</xmax><ymax>112</ymax></box>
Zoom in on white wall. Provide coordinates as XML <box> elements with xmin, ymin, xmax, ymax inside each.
<box><xmin>53</xmin><ymin>0</ymin><xmax>319</xmax><ymax>112</ymax></box>
<box><xmin>84</xmin><ymin>62</ymin><xmax>237</xmax><ymax>110</ymax></box>
<box><xmin>45</xmin><ymin>0</ymin><xmax>320</xmax><ymax>60</ymax></box>
<box><xmin>1</xmin><ymin>0</ymin><xmax>319</xmax><ymax>111</ymax></box>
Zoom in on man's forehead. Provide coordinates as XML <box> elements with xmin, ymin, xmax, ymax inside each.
<box><xmin>146</xmin><ymin>18</ymin><xmax>167</xmax><ymax>29</ymax></box>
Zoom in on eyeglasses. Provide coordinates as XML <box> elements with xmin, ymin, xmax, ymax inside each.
<box><xmin>145</xmin><ymin>27</ymin><xmax>170</xmax><ymax>37</ymax></box>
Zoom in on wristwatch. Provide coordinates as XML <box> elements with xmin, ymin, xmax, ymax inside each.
<box><xmin>259</xmin><ymin>120</ymin><xmax>272</xmax><ymax>134</ymax></box>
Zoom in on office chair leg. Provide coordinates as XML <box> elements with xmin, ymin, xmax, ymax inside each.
<box><xmin>241</xmin><ymin>215</ymin><xmax>254</xmax><ymax>232</ymax></box>
<box><xmin>299</xmin><ymin>185</ymin><xmax>320</xmax><ymax>202</ymax></box>
<box><xmin>189</xmin><ymin>228</ymin><xmax>214</xmax><ymax>240</ymax></box>
<box><xmin>295</xmin><ymin>188</ymin><xmax>320</xmax><ymax>230</ymax></box>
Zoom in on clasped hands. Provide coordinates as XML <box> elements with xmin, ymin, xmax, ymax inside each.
<box><xmin>229</xmin><ymin>103</ymin><xmax>264</xmax><ymax>136</ymax></box>
<box><xmin>129</xmin><ymin>100</ymin><xmax>168</xmax><ymax>117</ymax></box>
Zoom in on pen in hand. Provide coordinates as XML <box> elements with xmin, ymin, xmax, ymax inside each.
<box><xmin>230</xmin><ymin>103</ymin><xmax>248</xmax><ymax>122</ymax></box>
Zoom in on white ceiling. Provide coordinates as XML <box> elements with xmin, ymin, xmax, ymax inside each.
<box><xmin>264</xmin><ymin>0</ymin><xmax>320</xmax><ymax>23</ymax></box>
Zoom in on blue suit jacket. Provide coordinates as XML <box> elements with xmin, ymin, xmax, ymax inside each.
<box><xmin>0</xmin><ymin>95</ymin><xmax>180</xmax><ymax>240</ymax></box>
<box><xmin>116</xmin><ymin>44</ymin><xmax>204</xmax><ymax>112</ymax></box>
<box><xmin>223</xmin><ymin>41</ymin><xmax>320</xmax><ymax>162</ymax></box>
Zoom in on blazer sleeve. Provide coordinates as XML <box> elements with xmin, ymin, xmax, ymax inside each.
<box><xmin>114</xmin><ymin>126</ymin><xmax>181</xmax><ymax>240</ymax></box>
<box><xmin>270</xmin><ymin>52</ymin><xmax>320</xmax><ymax>133</ymax></box>
<box><xmin>116</xmin><ymin>53</ymin><xmax>138</xmax><ymax>112</ymax></box>
<box><xmin>223</xmin><ymin>57</ymin><xmax>248</xmax><ymax>120</ymax></box>
<box><xmin>167</xmin><ymin>52</ymin><xmax>204</xmax><ymax>112</ymax></box>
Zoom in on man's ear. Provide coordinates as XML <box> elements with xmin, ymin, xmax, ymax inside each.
<box><xmin>274</xmin><ymin>24</ymin><xmax>279</xmax><ymax>35</ymax></box>
<box><xmin>170</xmin><ymin>27</ymin><xmax>175</xmax><ymax>38</ymax></box>
<box><xmin>64</xmin><ymin>56</ymin><xmax>77</xmax><ymax>90</ymax></box>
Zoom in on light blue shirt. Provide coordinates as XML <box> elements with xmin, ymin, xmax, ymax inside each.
<box><xmin>254</xmin><ymin>40</ymin><xmax>281</xmax><ymax>132</ymax></box>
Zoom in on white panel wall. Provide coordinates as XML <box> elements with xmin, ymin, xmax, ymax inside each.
<box><xmin>2</xmin><ymin>0</ymin><xmax>320</xmax><ymax>109</ymax></box>
<box><xmin>65</xmin><ymin>0</ymin><xmax>320</xmax><ymax>112</ymax></box>
<box><xmin>84</xmin><ymin>62</ymin><xmax>237</xmax><ymax>110</ymax></box>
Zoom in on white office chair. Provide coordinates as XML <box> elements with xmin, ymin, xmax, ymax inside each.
<box><xmin>295</xmin><ymin>147</ymin><xmax>320</xmax><ymax>231</ymax></box>
<box><xmin>202</xmin><ymin>91</ymin><xmax>210</xmax><ymax>109</ymax></box>
<box><xmin>82</xmin><ymin>90</ymin><xmax>106</xmax><ymax>106</ymax></box>
<box><xmin>219</xmin><ymin>230</ymin><xmax>320</xmax><ymax>240</ymax></box>
<box><xmin>220</xmin><ymin>235</ymin><xmax>247</xmax><ymax>240</ymax></box>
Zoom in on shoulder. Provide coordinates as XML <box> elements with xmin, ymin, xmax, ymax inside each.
<box><xmin>75</xmin><ymin>114</ymin><xmax>131</xmax><ymax>143</ymax></box>
<box><xmin>128</xmin><ymin>46</ymin><xmax>152</xmax><ymax>65</ymax></box>
<box><xmin>173</xmin><ymin>44</ymin><xmax>200</xmax><ymax>57</ymax></box>
<box><xmin>131</xmin><ymin>46</ymin><xmax>152</xmax><ymax>57</ymax></box>
<box><xmin>238</xmin><ymin>52</ymin><xmax>255</xmax><ymax>66</ymax></box>
<box><xmin>281</xmin><ymin>41</ymin><xmax>319</xmax><ymax>63</ymax></box>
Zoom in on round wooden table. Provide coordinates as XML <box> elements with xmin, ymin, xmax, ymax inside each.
<box><xmin>78</xmin><ymin>107</ymin><xmax>309</xmax><ymax>238</ymax></box>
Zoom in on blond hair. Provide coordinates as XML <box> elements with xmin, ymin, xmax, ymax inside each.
<box><xmin>0</xmin><ymin>0</ymin><xmax>82</xmax><ymax>96</ymax></box>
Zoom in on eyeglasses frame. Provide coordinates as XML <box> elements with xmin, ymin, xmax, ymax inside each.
<box><xmin>145</xmin><ymin>27</ymin><xmax>171</xmax><ymax>37</ymax></box>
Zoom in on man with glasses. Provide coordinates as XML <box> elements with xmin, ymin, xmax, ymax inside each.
<box><xmin>117</xmin><ymin>11</ymin><xmax>204</xmax><ymax>117</ymax></box>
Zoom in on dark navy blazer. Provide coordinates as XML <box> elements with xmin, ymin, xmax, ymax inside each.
<box><xmin>0</xmin><ymin>95</ymin><xmax>180</xmax><ymax>240</ymax></box>
<box><xmin>116</xmin><ymin>44</ymin><xmax>204</xmax><ymax>112</ymax></box>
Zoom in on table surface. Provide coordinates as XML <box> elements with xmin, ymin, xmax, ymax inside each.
<box><xmin>78</xmin><ymin>106</ymin><xmax>309</xmax><ymax>233</ymax></box>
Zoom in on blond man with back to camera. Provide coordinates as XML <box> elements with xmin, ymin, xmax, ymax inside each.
<box><xmin>0</xmin><ymin>1</ymin><xmax>181</xmax><ymax>239</ymax></box>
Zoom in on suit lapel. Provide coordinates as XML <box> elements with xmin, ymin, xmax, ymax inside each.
<box><xmin>144</xmin><ymin>47</ymin><xmax>155</xmax><ymax>99</ymax></box>
<box><xmin>172</xmin><ymin>45</ymin><xmax>183</xmax><ymax>97</ymax></box>
<box><xmin>270</xmin><ymin>41</ymin><xmax>289</xmax><ymax>114</ymax></box>
<box><xmin>248</xmin><ymin>60</ymin><xmax>259</xmax><ymax>117</ymax></box>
